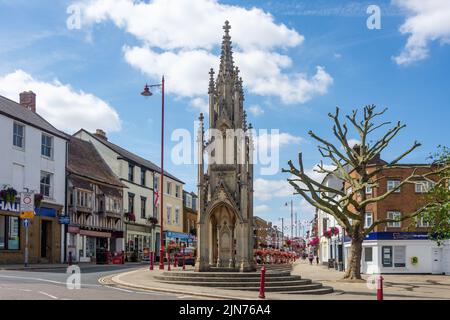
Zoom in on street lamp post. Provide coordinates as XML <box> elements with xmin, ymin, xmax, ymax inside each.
<box><xmin>141</xmin><ymin>76</ymin><xmax>165</xmax><ymax>270</ymax></box>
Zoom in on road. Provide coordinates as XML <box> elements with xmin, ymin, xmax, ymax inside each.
<box><xmin>0</xmin><ymin>264</ymin><xmax>199</xmax><ymax>300</ymax></box>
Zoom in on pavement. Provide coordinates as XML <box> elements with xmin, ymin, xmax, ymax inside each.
<box><xmin>106</xmin><ymin>260</ymin><xmax>450</xmax><ymax>300</ymax></box>
<box><xmin>292</xmin><ymin>260</ymin><xmax>450</xmax><ymax>300</ymax></box>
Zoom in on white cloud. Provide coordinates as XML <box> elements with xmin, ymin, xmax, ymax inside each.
<box><xmin>254</xmin><ymin>204</ymin><xmax>271</xmax><ymax>214</ymax></box>
<box><xmin>347</xmin><ymin>138</ymin><xmax>361</xmax><ymax>148</ymax></box>
<box><xmin>248</xmin><ymin>105</ymin><xmax>264</xmax><ymax>117</ymax></box>
<box><xmin>0</xmin><ymin>70</ymin><xmax>121</xmax><ymax>133</ymax></box>
<box><xmin>75</xmin><ymin>0</ymin><xmax>333</xmax><ymax>105</ymax></box>
<box><xmin>254</xmin><ymin>178</ymin><xmax>293</xmax><ymax>201</ymax></box>
<box><xmin>189</xmin><ymin>97</ymin><xmax>209</xmax><ymax>114</ymax></box>
<box><xmin>393</xmin><ymin>0</ymin><xmax>450</xmax><ymax>65</ymax></box>
<box><xmin>255</xmin><ymin>132</ymin><xmax>303</xmax><ymax>154</ymax></box>
<box><xmin>254</xmin><ymin>163</ymin><xmax>335</xmax><ymax>201</ymax></box>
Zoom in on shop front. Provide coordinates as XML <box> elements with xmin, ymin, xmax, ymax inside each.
<box><xmin>125</xmin><ymin>222</ymin><xmax>152</xmax><ymax>262</ymax></box>
<box><xmin>344</xmin><ymin>232</ymin><xmax>448</xmax><ymax>274</ymax></box>
<box><xmin>0</xmin><ymin>200</ymin><xmax>62</xmax><ymax>264</ymax></box>
<box><xmin>165</xmin><ymin>231</ymin><xmax>196</xmax><ymax>247</ymax></box>
<box><xmin>67</xmin><ymin>226</ymin><xmax>120</xmax><ymax>263</ymax></box>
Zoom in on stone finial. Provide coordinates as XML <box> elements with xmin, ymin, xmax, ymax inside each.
<box><xmin>208</xmin><ymin>68</ymin><xmax>215</xmax><ymax>94</ymax></box>
<box><xmin>223</xmin><ymin>20</ymin><xmax>231</xmax><ymax>36</ymax></box>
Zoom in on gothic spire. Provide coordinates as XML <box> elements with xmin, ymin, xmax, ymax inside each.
<box><xmin>218</xmin><ymin>20</ymin><xmax>234</xmax><ymax>77</ymax></box>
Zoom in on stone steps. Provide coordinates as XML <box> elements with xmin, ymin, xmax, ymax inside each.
<box><xmin>153</xmin><ymin>269</ymin><xmax>333</xmax><ymax>295</ymax></box>
<box><xmin>162</xmin><ymin>271</ymin><xmax>292</xmax><ymax>278</ymax></box>
<box><xmin>215</xmin><ymin>283</ymin><xmax>324</xmax><ymax>292</ymax></box>
<box><xmin>155</xmin><ymin>279</ymin><xmax>312</xmax><ymax>287</ymax></box>
<box><xmin>154</xmin><ymin>275</ymin><xmax>303</xmax><ymax>283</ymax></box>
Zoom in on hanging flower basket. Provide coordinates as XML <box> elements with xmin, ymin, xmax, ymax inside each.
<box><xmin>308</xmin><ymin>237</ymin><xmax>319</xmax><ymax>246</ymax></box>
<box><xmin>147</xmin><ymin>217</ymin><xmax>158</xmax><ymax>225</ymax></box>
<box><xmin>411</xmin><ymin>256</ymin><xmax>419</xmax><ymax>265</ymax></box>
<box><xmin>125</xmin><ymin>212</ymin><xmax>136</xmax><ymax>222</ymax></box>
<box><xmin>0</xmin><ymin>187</ymin><xmax>18</xmax><ymax>203</ymax></box>
<box><xmin>330</xmin><ymin>227</ymin><xmax>340</xmax><ymax>236</ymax></box>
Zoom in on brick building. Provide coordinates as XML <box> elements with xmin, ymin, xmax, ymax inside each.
<box><xmin>344</xmin><ymin>160</ymin><xmax>449</xmax><ymax>274</ymax></box>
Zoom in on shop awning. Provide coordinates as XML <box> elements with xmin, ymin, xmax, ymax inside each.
<box><xmin>80</xmin><ymin>230</ymin><xmax>111</xmax><ymax>238</ymax></box>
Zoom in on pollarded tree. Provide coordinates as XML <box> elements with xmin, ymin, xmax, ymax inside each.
<box><xmin>283</xmin><ymin>105</ymin><xmax>450</xmax><ymax>280</ymax></box>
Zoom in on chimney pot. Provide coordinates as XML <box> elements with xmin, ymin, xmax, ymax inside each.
<box><xmin>95</xmin><ymin>129</ymin><xmax>108</xmax><ymax>141</ymax></box>
<box><xmin>19</xmin><ymin>91</ymin><xmax>36</xmax><ymax>113</ymax></box>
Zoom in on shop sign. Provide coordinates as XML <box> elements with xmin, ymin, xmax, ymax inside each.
<box><xmin>0</xmin><ymin>200</ymin><xmax>20</xmax><ymax>212</ymax></box>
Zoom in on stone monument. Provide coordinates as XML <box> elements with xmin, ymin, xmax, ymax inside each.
<box><xmin>195</xmin><ymin>21</ymin><xmax>255</xmax><ymax>272</ymax></box>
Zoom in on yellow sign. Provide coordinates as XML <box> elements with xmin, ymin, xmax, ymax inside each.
<box><xmin>20</xmin><ymin>211</ymin><xmax>35</xmax><ymax>219</ymax></box>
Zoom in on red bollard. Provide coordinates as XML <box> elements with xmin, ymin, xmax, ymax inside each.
<box><xmin>167</xmin><ymin>252</ymin><xmax>171</xmax><ymax>271</ymax></box>
<box><xmin>377</xmin><ymin>275</ymin><xmax>384</xmax><ymax>300</ymax></box>
<box><xmin>259</xmin><ymin>266</ymin><xmax>266</xmax><ymax>299</ymax></box>
<box><xmin>150</xmin><ymin>251</ymin><xmax>154</xmax><ymax>270</ymax></box>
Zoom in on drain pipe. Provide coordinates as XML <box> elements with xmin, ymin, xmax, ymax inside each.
<box><xmin>259</xmin><ymin>265</ymin><xmax>266</xmax><ymax>299</ymax></box>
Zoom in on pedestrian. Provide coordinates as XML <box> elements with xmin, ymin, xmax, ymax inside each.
<box><xmin>316</xmin><ymin>256</ymin><xmax>319</xmax><ymax>265</ymax></box>
<box><xmin>308</xmin><ymin>253</ymin><xmax>314</xmax><ymax>265</ymax></box>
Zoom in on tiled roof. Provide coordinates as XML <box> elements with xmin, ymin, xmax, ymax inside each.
<box><xmin>0</xmin><ymin>94</ymin><xmax>68</xmax><ymax>140</ymax></box>
<box><xmin>68</xmin><ymin>136</ymin><xmax>125</xmax><ymax>188</ymax></box>
<box><xmin>77</xmin><ymin>129</ymin><xmax>184</xmax><ymax>184</ymax></box>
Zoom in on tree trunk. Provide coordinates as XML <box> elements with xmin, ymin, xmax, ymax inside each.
<box><xmin>344</xmin><ymin>236</ymin><xmax>363</xmax><ymax>280</ymax></box>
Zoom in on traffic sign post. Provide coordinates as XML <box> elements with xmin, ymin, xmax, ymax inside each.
<box><xmin>20</xmin><ymin>192</ymin><xmax>35</xmax><ymax>268</ymax></box>
<box><xmin>23</xmin><ymin>218</ymin><xmax>30</xmax><ymax>267</ymax></box>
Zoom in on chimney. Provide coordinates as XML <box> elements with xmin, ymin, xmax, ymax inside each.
<box><xmin>94</xmin><ymin>129</ymin><xmax>108</xmax><ymax>141</ymax></box>
<box><xmin>20</xmin><ymin>91</ymin><xmax>36</xmax><ymax>113</ymax></box>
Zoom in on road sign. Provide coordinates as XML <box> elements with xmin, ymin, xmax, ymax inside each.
<box><xmin>20</xmin><ymin>192</ymin><xmax>35</xmax><ymax>218</ymax></box>
<box><xmin>58</xmin><ymin>215</ymin><xmax>70</xmax><ymax>225</ymax></box>
<box><xmin>20</xmin><ymin>211</ymin><xmax>35</xmax><ymax>219</ymax></box>
<box><xmin>23</xmin><ymin>218</ymin><xmax>29</xmax><ymax>228</ymax></box>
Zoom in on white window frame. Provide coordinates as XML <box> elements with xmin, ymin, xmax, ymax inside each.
<box><xmin>387</xmin><ymin>180</ymin><xmax>401</xmax><ymax>193</ymax></box>
<box><xmin>175</xmin><ymin>185</ymin><xmax>180</xmax><ymax>198</ymax></box>
<box><xmin>13</xmin><ymin>122</ymin><xmax>25</xmax><ymax>150</ymax></box>
<box><xmin>166</xmin><ymin>206</ymin><xmax>172</xmax><ymax>224</ymax></box>
<box><xmin>364</xmin><ymin>212</ymin><xmax>373</xmax><ymax>228</ymax></box>
<box><xmin>415</xmin><ymin>181</ymin><xmax>435</xmax><ymax>193</ymax></box>
<box><xmin>387</xmin><ymin>211</ymin><xmax>401</xmax><ymax>228</ymax></box>
<box><xmin>175</xmin><ymin>207</ymin><xmax>180</xmax><ymax>225</ymax></box>
<box><xmin>417</xmin><ymin>216</ymin><xmax>432</xmax><ymax>228</ymax></box>
<box><xmin>186</xmin><ymin>194</ymin><xmax>192</xmax><ymax>208</ymax></box>
<box><xmin>365</xmin><ymin>185</ymin><xmax>372</xmax><ymax>195</ymax></box>
<box><xmin>41</xmin><ymin>133</ymin><xmax>53</xmax><ymax>159</ymax></box>
<box><xmin>166</xmin><ymin>182</ymin><xmax>172</xmax><ymax>195</ymax></box>
<box><xmin>153</xmin><ymin>176</ymin><xmax>159</xmax><ymax>191</ymax></box>
<box><xmin>40</xmin><ymin>171</ymin><xmax>53</xmax><ymax>198</ymax></box>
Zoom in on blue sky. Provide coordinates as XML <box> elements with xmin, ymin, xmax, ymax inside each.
<box><xmin>1</xmin><ymin>0</ymin><xmax>449</xmax><ymax>233</ymax></box>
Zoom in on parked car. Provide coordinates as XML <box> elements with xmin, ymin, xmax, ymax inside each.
<box><xmin>176</xmin><ymin>247</ymin><xmax>196</xmax><ymax>266</ymax></box>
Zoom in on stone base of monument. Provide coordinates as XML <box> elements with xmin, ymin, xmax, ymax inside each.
<box><xmin>154</xmin><ymin>265</ymin><xmax>333</xmax><ymax>295</ymax></box>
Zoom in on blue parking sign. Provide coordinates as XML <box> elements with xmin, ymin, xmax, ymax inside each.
<box><xmin>23</xmin><ymin>218</ymin><xmax>30</xmax><ymax>228</ymax></box>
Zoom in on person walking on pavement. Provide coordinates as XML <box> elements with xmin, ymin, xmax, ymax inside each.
<box><xmin>316</xmin><ymin>255</ymin><xmax>319</xmax><ymax>265</ymax></box>
<box><xmin>308</xmin><ymin>253</ymin><xmax>314</xmax><ymax>265</ymax></box>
